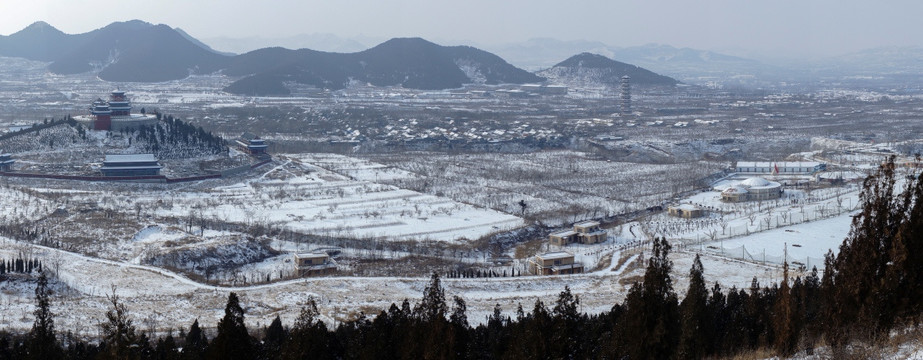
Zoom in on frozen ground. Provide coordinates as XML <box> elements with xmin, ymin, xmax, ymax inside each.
<box><xmin>0</xmin><ymin>233</ymin><xmax>785</xmax><ymax>335</ymax></box>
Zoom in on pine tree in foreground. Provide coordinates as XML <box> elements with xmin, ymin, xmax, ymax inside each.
<box><xmin>28</xmin><ymin>271</ymin><xmax>62</xmax><ymax>360</ymax></box>
<box><xmin>207</xmin><ymin>292</ymin><xmax>254</xmax><ymax>360</ymax></box>
<box><xmin>99</xmin><ymin>292</ymin><xmax>143</xmax><ymax>360</ymax></box>
<box><xmin>679</xmin><ymin>254</ymin><xmax>710</xmax><ymax>359</ymax></box>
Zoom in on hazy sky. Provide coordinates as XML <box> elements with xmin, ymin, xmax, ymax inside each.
<box><xmin>1</xmin><ymin>0</ymin><xmax>921</xmax><ymax>58</ymax></box>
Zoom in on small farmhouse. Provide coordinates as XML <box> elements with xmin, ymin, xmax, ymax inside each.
<box><xmin>550</xmin><ymin>221</ymin><xmax>607</xmax><ymax>246</ymax></box>
<box><xmin>529</xmin><ymin>251</ymin><xmax>584</xmax><ymax>275</ymax></box>
<box><xmin>294</xmin><ymin>252</ymin><xmax>336</xmax><ymax>276</ymax></box>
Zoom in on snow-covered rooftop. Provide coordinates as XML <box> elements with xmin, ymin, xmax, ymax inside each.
<box><xmin>737</xmin><ymin>161</ymin><xmax>823</xmax><ymax>168</ymax></box>
<box><xmin>539</xmin><ymin>251</ymin><xmax>574</xmax><ymax>260</ymax></box>
<box><xmin>550</xmin><ymin>230</ymin><xmax>578</xmax><ymax>237</ymax></box>
<box><xmin>740</xmin><ymin>177</ymin><xmax>771</xmax><ymax>187</ymax></box>
<box><xmin>104</xmin><ymin>154</ymin><xmax>158</xmax><ymax>163</ymax></box>
<box><xmin>672</xmin><ymin>203</ymin><xmax>700</xmax><ymax>211</ymax></box>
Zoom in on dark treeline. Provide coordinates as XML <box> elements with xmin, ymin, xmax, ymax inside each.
<box><xmin>1</xmin><ymin>157</ymin><xmax>923</xmax><ymax>359</ymax></box>
<box><xmin>0</xmin><ymin>256</ymin><xmax>42</xmax><ymax>276</ymax></box>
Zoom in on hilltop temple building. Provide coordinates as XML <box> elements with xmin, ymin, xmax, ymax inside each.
<box><xmin>75</xmin><ymin>91</ymin><xmax>158</xmax><ymax>131</ymax></box>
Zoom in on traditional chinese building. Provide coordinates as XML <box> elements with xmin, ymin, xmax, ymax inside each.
<box><xmin>236</xmin><ymin>133</ymin><xmax>269</xmax><ymax>155</ymax></box>
<box><xmin>75</xmin><ymin>91</ymin><xmax>158</xmax><ymax>131</ymax></box>
<box><xmin>99</xmin><ymin>154</ymin><xmax>162</xmax><ymax>177</ymax></box>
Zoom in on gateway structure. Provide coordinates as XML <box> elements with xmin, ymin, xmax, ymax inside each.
<box><xmin>99</xmin><ymin>154</ymin><xmax>162</xmax><ymax>177</ymax></box>
<box><xmin>75</xmin><ymin>91</ymin><xmax>158</xmax><ymax>131</ymax></box>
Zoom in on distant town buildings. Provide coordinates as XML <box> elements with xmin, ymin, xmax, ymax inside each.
<box><xmin>549</xmin><ymin>221</ymin><xmax>607</xmax><ymax>246</ymax></box>
<box><xmin>529</xmin><ymin>251</ymin><xmax>584</xmax><ymax>275</ymax></box>
<box><xmin>99</xmin><ymin>154</ymin><xmax>162</xmax><ymax>177</ymax></box>
<box><xmin>294</xmin><ymin>253</ymin><xmax>336</xmax><ymax>276</ymax></box>
<box><xmin>74</xmin><ymin>91</ymin><xmax>158</xmax><ymax>131</ymax></box>
<box><xmin>520</xmin><ymin>84</ymin><xmax>568</xmax><ymax>95</ymax></box>
<box><xmin>735</xmin><ymin>161</ymin><xmax>826</xmax><ymax>175</ymax></box>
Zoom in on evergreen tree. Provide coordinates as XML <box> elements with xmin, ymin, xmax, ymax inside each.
<box><xmin>99</xmin><ymin>293</ymin><xmax>143</xmax><ymax>360</ymax></box>
<box><xmin>412</xmin><ymin>272</ymin><xmax>453</xmax><ymax>359</ymax></box>
<box><xmin>449</xmin><ymin>296</ymin><xmax>470</xmax><ymax>359</ymax></box>
<box><xmin>282</xmin><ymin>297</ymin><xmax>334</xmax><ymax>360</ymax></box>
<box><xmin>416</xmin><ymin>272</ymin><xmax>447</xmax><ymax>322</ymax></box>
<box><xmin>181</xmin><ymin>319</ymin><xmax>207</xmax><ymax>360</ymax></box>
<box><xmin>773</xmin><ymin>262</ymin><xmax>797</xmax><ymax>355</ymax></box>
<box><xmin>551</xmin><ymin>286</ymin><xmax>584</xmax><ymax>359</ymax></box>
<box><xmin>679</xmin><ymin>254</ymin><xmax>710</xmax><ymax>359</ymax></box>
<box><xmin>261</xmin><ymin>316</ymin><xmax>285</xmax><ymax>360</ymax></box>
<box><xmin>823</xmin><ymin>157</ymin><xmax>911</xmax><ymax>342</ymax></box>
<box><xmin>154</xmin><ymin>333</ymin><xmax>180</xmax><ymax>360</ymax></box>
<box><xmin>27</xmin><ymin>271</ymin><xmax>61</xmax><ymax>360</ymax></box>
<box><xmin>619</xmin><ymin>237</ymin><xmax>680</xmax><ymax>360</ymax></box>
<box><xmin>207</xmin><ymin>292</ymin><xmax>254</xmax><ymax>360</ymax></box>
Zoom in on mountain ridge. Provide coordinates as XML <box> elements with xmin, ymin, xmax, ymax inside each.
<box><xmin>537</xmin><ymin>52</ymin><xmax>678</xmax><ymax>88</ymax></box>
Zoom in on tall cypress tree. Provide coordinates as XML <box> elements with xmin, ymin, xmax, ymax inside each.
<box><xmin>99</xmin><ymin>293</ymin><xmax>142</xmax><ymax>360</ymax></box>
<box><xmin>282</xmin><ymin>297</ymin><xmax>335</xmax><ymax>360</ymax></box>
<box><xmin>207</xmin><ymin>292</ymin><xmax>254</xmax><ymax>360</ymax></box>
<box><xmin>182</xmin><ymin>319</ymin><xmax>208</xmax><ymax>360</ymax></box>
<box><xmin>28</xmin><ymin>271</ymin><xmax>62</xmax><ymax>360</ymax></box>
<box><xmin>551</xmin><ymin>286</ymin><xmax>583</xmax><ymax>359</ymax></box>
<box><xmin>261</xmin><ymin>316</ymin><xmax>285</xmax><ymax>360</ymax></box>
<box><xmin>679</xmin><ymin>254</ymin><xmax>710</xmax><ymax>359</ymax></box>
<box><xmin>773</xmin><ymin>262</ymin><xmax>796</xmax><ymax>355</ymax></box>
<box><xmin>620</xmin><ymin>237</ymin><xmax>680</xmax><ymax>360</ymax></box>
<box><xmin>414</xmin><ymin>272</ymin><xmax>453</xmax><ymax>360</ymax></box>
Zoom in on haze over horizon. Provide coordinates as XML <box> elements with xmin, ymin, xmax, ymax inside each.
<box><xmin>1</xmin><ymin>0</ymin><xmax>922</xmax><ymax>60</ymax></box>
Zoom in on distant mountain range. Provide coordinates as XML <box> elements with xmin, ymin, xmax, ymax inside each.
<box><xmin>201</xmin><ymin>33</ymin><xmax>371</xmax><ymax>55</ymax></box>
<box><xmin>0</xmin><ymin>21</ymin><xmax>551</xmax><ymax>94</ymax></box>
<box><xmin>0</xmin><ymin>20</ymin><xmax>712</xmax><ymax>94</ymax></box>
<box><xmin>537</xmin><ymin>53</ymin><xmax>678</xmax><ymax>88</ymax></box>
<box><xmin>3</xmin><ymin>21</ymin><xmax>923</xmax><ymax>92</ymax></box>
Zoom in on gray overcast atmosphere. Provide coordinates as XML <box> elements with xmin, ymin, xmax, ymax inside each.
<box><xmin>1</xmin><ymin>0</ymin><xmax>920</xmax><ymax>59</ymax></box>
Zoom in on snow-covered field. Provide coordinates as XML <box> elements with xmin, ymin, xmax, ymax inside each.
<box><xmin>0</xmin><ymin>232</ymin><xmax>787</xmax><ymax>335</ymax></box>
<box><xmin>0</xmin><ymin>150</ymin><xmax>876</xmax><ymax>335</ymax></box>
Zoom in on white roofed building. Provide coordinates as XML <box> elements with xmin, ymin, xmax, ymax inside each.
<box><xmin>736</xmin><ymin>161</ymin><xmax>826</xmax><ymax>175</ymax></box>
<box><xmin>721</xmin><ymin>177</ymin><xmax>783</xmax><ymax>202</ymax></box>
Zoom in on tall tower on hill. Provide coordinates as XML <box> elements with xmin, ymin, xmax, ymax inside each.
<box><xmin>620</xmin><ymin>75</ymin><xmax>631</xmax><ymax>116</ymax></box>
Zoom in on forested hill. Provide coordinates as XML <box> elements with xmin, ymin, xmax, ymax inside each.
<box><xmin>223</xmin><ymin>38</ymin><xmax>543</xmax><ymax>96</ymax></box>
<box><xmin>537</xmin><ymin>52</ymin><xmax>679</xmax><ymax>87</ymax></box>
